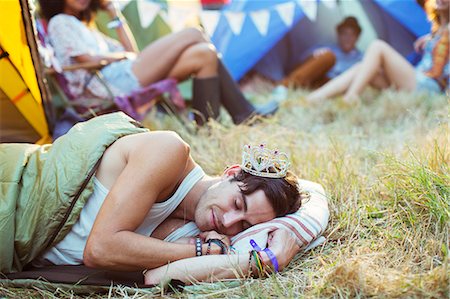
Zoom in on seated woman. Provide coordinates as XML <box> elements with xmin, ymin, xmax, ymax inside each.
<box><xmin>39</xmin><ymin>0</ymin><xmax>277</xmax><ymax>125</ymax></box>
<box><xmin>307</xmin><ymin>0</ymin><xmax>449</xmax><ymax>104</ymax></box>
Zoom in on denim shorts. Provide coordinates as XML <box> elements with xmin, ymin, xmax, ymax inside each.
<box><xmin>415</xmin><ymin>70</ymin><xmax>441</xmax><ymax>93</ymax></box>
<box><xmin>101</xmin><ymin>59</ymin><xmax>141</xmax><ymax>96</ymax></box>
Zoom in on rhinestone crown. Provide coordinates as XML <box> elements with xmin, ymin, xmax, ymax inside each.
<box><xmin>241</xmin><ymin>144</ymin><xmax>290</xmax><ymax>178</ymax></box>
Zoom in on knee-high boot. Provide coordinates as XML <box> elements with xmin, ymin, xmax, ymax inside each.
<box><xmin>218</xmin><ymin>60</ymin><xmax>278</xmax><ymax>124</ymax></box>
<box><xmin>217</xmin><ymin>60</ymin><xmax>255</xmax><ymax>124</ymax></box>
<box><xmin>192</xmin><ymin>77</ymin><xmax>221</xmax><ymax>125</ymax></box>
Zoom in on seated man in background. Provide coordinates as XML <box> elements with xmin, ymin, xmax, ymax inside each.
<box><xmin>282</xmin><ymin>16</ymin><xmax>363</xmax><ymax>88</ymax></box>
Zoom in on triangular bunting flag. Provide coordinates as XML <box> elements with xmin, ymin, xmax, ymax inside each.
<box><xmin>224</xmin><ymin>11</ymin><xmax>246</xmax><ymax>35</ymax></box>
<box><xmin>137</xmin><ymin>0</ymin><xmax>161</xmax><ymax>28</ymax></box>
<box><xmin>114</xmin><ymin>0</ymin><xmax>131</xmax><ymax>11</ymax></box>
<box><xmin>158</xmin><ymin>8</ymin><xmax>170</xmax><ymax>25</ymax></box>
<box><xmin>321</xmin><ymin>0</ymin><xmax>337</xmax><ymax>9</ymax></box>
<box><xmin>168</xmin><ymin>6</ymin><xmax>190</xmax><ymax>32</ymax></box>
<box><xmin>249</xmin><ymin>9</ymin><xmax>270</xmax><ymax>36</ymax></box>
<box><xmin>200</xmin><ymin>10</ymin><xmax>221</xmax><ymax>37</ymax></box>
<box><xmin>296</xmin><ymin>0</ymin><xmax>318</xmax><ymax>21</ymax></box>
<box><xmin>275</xmin><ymin>2</ymin><xmax>296</xmax><ymax>27</ymax></box>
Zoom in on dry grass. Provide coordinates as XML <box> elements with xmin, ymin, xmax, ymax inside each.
<box><xmin>2</xmin><ymin>88</ymin><xmax>448</xmax><ymax>298</ymax></box>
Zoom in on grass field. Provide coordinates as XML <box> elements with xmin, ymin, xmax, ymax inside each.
<box><xmin>1</xmin><ymin>88</ymin><xmax>448</xmax><ymax>298</ymax></box>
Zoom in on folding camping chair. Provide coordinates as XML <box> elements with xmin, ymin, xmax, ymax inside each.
<box><xmin>35</xmin><ymin>18</ymin><xmax>186</xmax><ymax>138</ymax></box>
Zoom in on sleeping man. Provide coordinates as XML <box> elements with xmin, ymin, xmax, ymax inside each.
<box><xmin>0</xmin><ymin>112</ymin><xmax>328</xmax><ymax>284</ymax></box>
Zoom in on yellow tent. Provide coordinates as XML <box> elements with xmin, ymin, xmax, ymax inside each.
<box><xmin>0</xmin><ymin>0</ymin><xmax>51</xmax><ymax>144</ymax></box>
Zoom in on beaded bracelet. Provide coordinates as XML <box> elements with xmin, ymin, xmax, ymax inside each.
<box><xmin>195</xmin><ymin>237</ymin><xmax>202</xmax><ymax>256</ymax></box>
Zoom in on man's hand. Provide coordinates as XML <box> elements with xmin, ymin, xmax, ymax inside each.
<box><xmin>261</xmin><ymin>229</ymin><xmax>301</xmax><ymax>271</ymax></box>
<box><xmin>199</xmin><ymin>231</ymin><xmax>231</xmax><ymax>255</ymax></box>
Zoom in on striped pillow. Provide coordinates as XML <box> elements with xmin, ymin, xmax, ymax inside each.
<box><xmin>165</xmin><ymin>180</ymin><xmax>329</xmax><ymax>252</ymax></box>
<box><xmin>230</xmin><ymin>179</ymin><xmax>329</xmax><ymax>252</ymax></box>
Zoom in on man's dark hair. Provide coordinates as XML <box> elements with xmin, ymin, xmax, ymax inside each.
<box><xmin>39</xmin><ymin>0</ymin><xmax>106</xmax><ymax>23</ymax></box>
<box><xmin>231</xmin><ymin>170</ymin><xmax>302</xmax><ymax>217</ymax></box>
<box><xmin>336</xmin><ymin>16</ymin><xmax>362</xmax><ymax>36</ymax></box>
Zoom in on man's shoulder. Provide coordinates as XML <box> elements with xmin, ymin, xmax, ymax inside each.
<box><xmin>114</xmin><ymin>131</ymin><xmax>188</xmax><ymax>154</ymax></box>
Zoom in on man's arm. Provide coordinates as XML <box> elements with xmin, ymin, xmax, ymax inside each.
<box><xmin>83</xmin><ymin>131</ymin><xmax>200</xmax><ymax>271</ymax></box>
<box><xmin>144</xmin><ymin>229</ymin><xmax>299</xmax><ymax>285</ymax></box>
<box><xmin>145</xmin><ymin>254</ymin><xmax>251</xmax><ymax>285</ymax></box>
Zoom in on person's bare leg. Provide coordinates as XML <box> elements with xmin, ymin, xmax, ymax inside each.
<box><xmin>166</xmin><ymin>42</ymin><xmax>218</xmax><ymax>81</ymax></box>
<box><xmin>306</xmin><ymin>63</ymin><xmax>360</xmax><ymax>102</ymax></box>
<box><xmin>345</xmin><ymin>39</ymin><xmax>416</xmax><ymax>101</ymax></box>
<box><xmin>369</xmin><ymin>70</ymin><xmax>390</xmax><ymax>89</ymax></box>
<box><xmin>131</xmin><ymin>28</ymin><xmax>217</xmax><ymax>86</ymax></box>
<box><xmin>282</xmin><ymin>50</ymin><xmax>336</xmax><ymax>88</ymax></box>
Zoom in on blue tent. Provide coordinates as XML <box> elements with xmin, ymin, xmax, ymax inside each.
<box><xmin>210</xmin><ymin>0</ymin><xmax>431</xmax><ymax>81</ymax></box>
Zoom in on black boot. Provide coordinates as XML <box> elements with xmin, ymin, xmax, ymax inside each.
<box><xmin>217</xmin><ymin>60</ymin><xmax>255</xmax><ymax>124</ymax></box>
<box><xmin>192</xmin><ymin>77</ymin><xmax>221</xmax><ymax>126</ymax></box>
<box><xmin>218</xmin><ymin>60</ymin><xmax>278</xmax><ymax>124</ymax></box>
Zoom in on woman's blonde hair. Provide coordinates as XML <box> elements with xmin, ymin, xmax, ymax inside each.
<box><xmin>425</xmin><ymin>0</ymin><xmax>441</xmax><ymax>33</ymax></box>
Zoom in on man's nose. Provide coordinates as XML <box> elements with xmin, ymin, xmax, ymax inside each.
<box><xmin>222</xmin><ymin>210</ymin><xmax>244</xmax><ymax>228</ymax></box>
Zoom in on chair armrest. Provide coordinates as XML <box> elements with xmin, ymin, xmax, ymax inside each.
<box><xmin>44</xmin><ymin>60</ymin><xmax>110</xmax><ymax>75</ymax></box>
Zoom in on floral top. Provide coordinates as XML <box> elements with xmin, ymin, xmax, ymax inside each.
<box><xmin>48</xmin><ymin>14</ymin><xmax>124</xmax><ymax>99</ymax></box>
<box><xmin>415</xmin><ymin>26</ymin><xmax>450</xmax><ymax>90</ymax></box>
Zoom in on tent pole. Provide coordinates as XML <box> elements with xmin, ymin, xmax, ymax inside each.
<box><xmin>19</xmin><ymin>0</ymin><xmax>55</xmax><ymax>135</ymax></box>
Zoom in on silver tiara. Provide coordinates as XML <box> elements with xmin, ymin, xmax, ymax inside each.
<box><xmin>241</xmin><ymin>144</ymin><xmax>290</xmax><ymax>178</ymax></box>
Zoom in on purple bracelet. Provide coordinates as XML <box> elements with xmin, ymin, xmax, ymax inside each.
<box><xmin>249</xmin><ymin>239</ymin><xmax>279</xmax><ymax>273</ymax></box>
<box><xmin>263</xmin><ymin>248</ymin><xmax>279</xmax><ymax>272</ymax></box>
<box><xmin>249</xmin><ymin>239</ymin><xmax>262</xmax><ymax>251</ymax></box>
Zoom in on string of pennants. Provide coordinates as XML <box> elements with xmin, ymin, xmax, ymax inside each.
<box><xmin>114</xmin><ymin>0</ymin><xmax>201</xmax><ymax>32</ymax></box>
<box><xmin>202</xmin><ymin>0</ymin><xmax>337</xmax><ymax>37</ymax></box>
<box><xmin>115</xmin><ymin>0</ymin><xmax>338</xmax><ymax>36</ymax></box>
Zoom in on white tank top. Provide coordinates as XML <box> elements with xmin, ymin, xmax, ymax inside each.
<box><xmin>35</xmin><ymin>165</ymin><xmax>205</xmax><ymax>266</ymax></box>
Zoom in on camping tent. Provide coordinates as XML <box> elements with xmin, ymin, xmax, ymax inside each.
<box><xmin>0</xmin><ymin>0</ymin><xmax>51</xmax><ymax>143</ymax></box>
<box><xmin>206</xmin><ymin>0</ymin><xmax>431</xmax><ymax>81</ymax></box>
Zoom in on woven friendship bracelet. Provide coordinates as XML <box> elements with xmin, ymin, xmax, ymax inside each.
<box><xmin>209</xmin><ymin>238</ymin><xmax>227</xmax><ymax>254</ymax></box>
<box><xmin>249</xmin><ymin>239</ymin><xmax>279</xmax><ymax>273</ymax></box>
<box><xmin>206</xmin><ymin>240</ymin><xmax>212</xmax><ymax>255</ymax></box>
<box><xmin>247</xmin><ymin>250</ymin><xmax>254</xmax><ymax>278</ymax></box>
<box><xmin>252</xmin><ymin>250</ymin><xmax>263</xmax><ymax>275</ymax></box>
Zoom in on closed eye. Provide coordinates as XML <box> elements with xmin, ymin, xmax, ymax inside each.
<box><xmin>242</xmin><ymin>221</ymin><xmax>251</xmax><ymax>230</ymax></box>
<box><xmin>234</xmin><ymin>198</ymin><xmax>240</xmax><ymax>210</ymax></box>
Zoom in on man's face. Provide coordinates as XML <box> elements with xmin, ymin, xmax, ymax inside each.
<box><xmin>337</xmin><ymin>27</ymin><xmax>359</xmax><ymax>53</ymax></box>
<box><xmin>194</xmin><ymin>177</ymin><xmax>276</xmax><ymax>236</ymax></box>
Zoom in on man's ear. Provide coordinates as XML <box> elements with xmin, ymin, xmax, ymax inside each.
<box><xmin>222</xmin><ymin>164</ymin><xmax>242</xmax><ymax>178</ymax></box>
